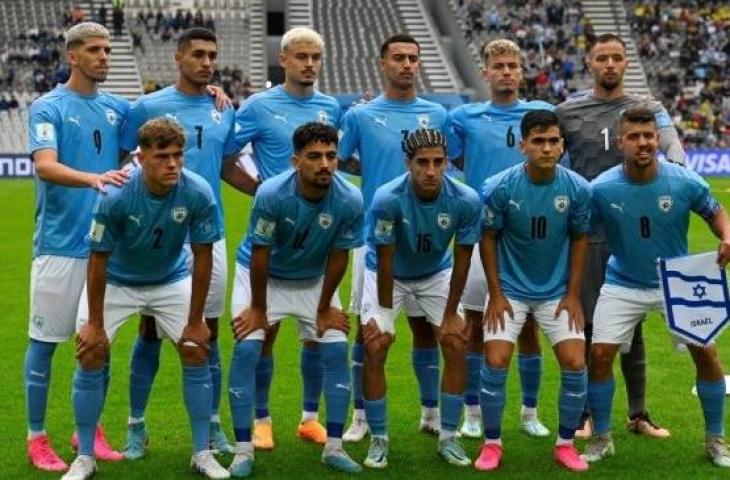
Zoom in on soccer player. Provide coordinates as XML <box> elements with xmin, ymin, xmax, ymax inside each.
<box><xmin>64</xmin><ymin>118</ymin><xmax>230</xmax><ymax>480</ymax></box>
<box><xmin>118</xmin><ymin>27</ymin><xmax>245</xmax><ymax>458</ymax></box>
<box><xmin>555</xmin><ymin>32</ymin><xmax>684</xmax><ymax>438</ymax></box>
<box><xmin>227</xmin><ymin>123</ymin><xmax>363</xmax><ymax>476</ymax></box>
<box><xmin>448</xmin><ymin>38</ymin><xmax>553</xmax><ymax>438</ymax></box>
<box><xmin>231</xmin><ymin>27</ymin><xmax>342</xmax><ymax>449</ymax></box>
<box><xmin>475</xmin><ymin>110</ymin><xmax>590</xmax><ymax>472</ymax></box>
<box><xmin>25</xmin><ymin>22</ymin><xmax>127</xmax><ymax>472</ymax></box>
<box><xmin>361</xmin><ymin>129</ymin><xmax>482</xmax><ymax>469</ymax></box>
<box><xmin>339</xmin><ymin>34</ymin><xmax>451</xmax><ymax>442</ymax></box>
<box><xmin>584</xmin><ymin>105</ymin><xmax>730</xmax><ymax>466</ymax></box>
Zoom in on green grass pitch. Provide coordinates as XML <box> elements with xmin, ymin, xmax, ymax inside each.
<box><xmin>1</xmin><ymin>177</ymin><xmax>729</xmax><ymax>479</ymax></box>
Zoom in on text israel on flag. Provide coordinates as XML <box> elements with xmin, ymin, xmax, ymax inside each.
<box><xmin>659</xmin><ymin>252</ymin><xmax>730</xmax><ymax>346</ymax></box>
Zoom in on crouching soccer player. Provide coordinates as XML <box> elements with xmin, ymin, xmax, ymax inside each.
<box><xmin>360</xmin><ymin>129</ymin><xmax>482</xmax><ymax>469</ymax></box>
<box><xmin>584</xmin><ymin>105</ymin><xmax>730</xmax><ymax>467</ymax></box>
<box><xmin>227</xmin><ymin>122</ymin><xmax>364</xmax><ymax>476</ymax></box>
<box><xmin>66</xmin><ymin>118</ymin><xmax>230</xmax><ymax>480</ymax></box>
<box><xmin>475</xmin><ymin>110</ymin><xmax>591</xmax><ymax>472</ymax></box>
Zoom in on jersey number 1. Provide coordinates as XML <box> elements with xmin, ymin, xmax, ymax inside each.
<box><xmin>195</xmin><ymin>125</ymin><xmax>203</xmax><ymax>149</ymax></box>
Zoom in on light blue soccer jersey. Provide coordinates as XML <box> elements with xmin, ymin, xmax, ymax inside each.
<box><xmin>236</xmin><ymin>170</ymin><xmax>363</xmax><ymax>280</ymax></box>
<box><xmin>338</xmin><ymin>95</ymin><xmax>450</xmax><ymax>208</ymax></box>
<box><xmin>232</xmin><ymin>85</ymin><xmax>341</xmax><ymax>180</ymax></box>
<box><xmin>366</xmin><ymin>174</ymin><xmax>482</xmax><ymax>280</ymax></box>
<box><xmin>89</xmin><ymin>167</ymin><xmax>221</xmax><ymax>286</ymax></box>
<box><xmin>28</xmin><ymin>84</ymin><xmax>129</xmax><ymax>259</ymax></box>
<box><xmin>447</xmin><ymin>99</ymin><xmax>554</xmax><ymax>192</ymax></box>
<box><xmin>483</xmin><ymin>164</ymin><xmax>591</xmax><ymax>301</ymax></box>
<box><xmin>591</xmin><ymin>161</ymin><xmax>721</xmax><ymax>289</ymax></box>
<box><xmin>119</xmin><ymin>86</ymin><xmax>238</xmax><ymax>234</ymax></box>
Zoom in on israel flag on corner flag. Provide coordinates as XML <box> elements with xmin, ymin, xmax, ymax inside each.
<box><xmin>659</xmin><ymin>252</ymin><xmax>730</xmax><ymax>346</ymax></box>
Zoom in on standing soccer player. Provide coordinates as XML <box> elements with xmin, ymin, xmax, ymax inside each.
<box><xmin>25</xmin><ymin>22</ymin><xmax>127</xmax><ymax>472</ymax></box>
<box><xmin>556</xmin><ymin>33</ymin><xmax>684</xmax><ymax>438</ymax></box>
<box><xmin>361</xmin><ymin>129</ymin><xmax>481</xmax><ymax>469</ymax></box>
<box><xmin>118</xmin><ymin>27</ymin><xmax>244</xmax><ymax>458</ymax></box>
<box><xmin>448</xmin><ymin>38</ymin><xmax>553</xmax><ymax>438</ymax></box>
<box><xmin>227</xmin><ymin>123</ymin><xmax>363</xmax><ymax>476</ymax></box>
<box><xmin>475</xmin><ymin>110</ymin><xmax>590</xmax><ymax>472</ymax></box>
<box><xmin>339</xmin><ymin>34</ymin><xmax>451</xmax><ymax>442</ymax></box>
<box><xmin>231</xmin><ymin>27</ymin><xmax>342</xmax><ymax>450</ymax></box>
<box><xmin>584</xmin><ymin>105</ymin><xmax>730</xmax><ymax>467</ymax></box>
<box><xmin>65</xmin><ymin>118</ymin><xmax>230</xmax><ymax>480</ymax></box>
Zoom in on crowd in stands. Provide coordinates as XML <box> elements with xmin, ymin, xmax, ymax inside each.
<box><xmin>133</xmin><ymin>8</ymin><xmax>216</xmax><ymax>42</ymax></box>
<box><xmin>455</xmin><ymin>0</ymin><xmax>590</xmax><ymax>103</ymax></box>
<box><xmin>0</xmin><ymin>29</ymin><xmax>69</xmax><ymax>99</ymax></box>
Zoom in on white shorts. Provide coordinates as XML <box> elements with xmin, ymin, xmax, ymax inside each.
<box><xmin>77</xmin><ymin>277</ymin><xmax>192</xmax><ymax>343</ymax></box>
<box><xmin>462</xmin><ymin>247</ymin><xmax>487</xmax><ymax>312</ymax></box>
<box><xmin>483</xmin><ymin>296</ymin><xmax>583</xmax><ymax>346</ymax></box>
<box><xmin>184</xmin><ymin>238</ymin><xmax>227</xmax><ymax>319</ymax></box>
<box><xmin>350</xmin><ymin>246</ymin><xmax>425</xmax><ymax>317</ymax></box>
<box><xmin>230</xmin><ymin>263</ymin><xmax>346</xmax><ymax>343</ymax></box>
<box><xmin>29</xmin><ymin>255</ymin><xmax>88</xmax><ymax>342</ymax></box>
<box><xmin>360</xmin><ymin>268</ymin><xmax>453</xmax><ymax>335</ymax></box>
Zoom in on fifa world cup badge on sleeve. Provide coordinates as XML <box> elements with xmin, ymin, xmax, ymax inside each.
<box><xmin>659</xmin><ymin>252</ymin><xmax>730</xmax><ymax>346</ymax></box>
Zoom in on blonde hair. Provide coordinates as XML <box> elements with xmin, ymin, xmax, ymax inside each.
<box><xmin>138</xmin><ymin>118</ymin><xmax>186</xmax><ymax>150</ymax></box>
<box><xmin>65</xmin><ymin>22</ymin><xmax>110</xmax><ymax>49</ymax></box>
<box><xmin>281</xmin><ymin>27</ymin><xmax>324</xmax><ymax>51</ymax></box>
<box><xmin>482</xmin><ymin>38</ymin><xmax>522</xmax><ymax>66</ymax></box>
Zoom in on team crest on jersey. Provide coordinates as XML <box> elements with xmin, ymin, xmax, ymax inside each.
<box><xmin>318</xmin><ymin>110</ymin><xmax>329</xmax><ymax>124</ymax></box>
<box><xmin>105</xmin><ymin>109</ymin><xmax>117</xmax><ymax>125</ymax></box>
<box><xmin>375</xmin><ymin>219</ymin><xmax>394</xmax><ymax>238</ymax></box>
<box><xmin>90</xmin><ymin>220</ymin><xmax>105</xmax><ymax>242</ymax></box>
<box><xmin>165</xmin><ymin>112</ymin><xmax>178</xmax><ymax>122</ymax></box>
<box><xmin>658</xmin><ymin>195</ymin><xmax>673</xmax><ymax>213</ymax></box>
<box><xmin>36</xmin><ymin>122</ymin><xmax>55</xmax><ymax>142</ymax></box>
<box><xmin>554</xmin><ymin>196</ymin><xmax>569</xmax><ymax>213</ymax></box>
<box><xmin>417</xmin><ymin>114</ymin><xmax>430</xmax><ymax>128</ymax></box>
<box><xmin>171</xmin><ymin>207</ymin><xmax>188</xmax><ymax>223</ymax></box>
<box><xmin>437</xmin><ymin>213</ymin><xmax>451</xmax><ymax>230</ymax></box>
<box><xmin>318</xmin><ymin>213</ymin><xmax>333</xmax><ymax>229</ymax></box>
<box><xmin>211</xmin><ymin>109</ymin><xmax>222</xmax><ymax>124</ymax></box>
<box><xmin>484</xmin><ymin>206</ymin><xmax>496</xmax><ymax>226</ymax></box>
<box><xmin>255</xmin><ymin>218</ymin><xmax>276</xmax><ymax>238</ymax></box>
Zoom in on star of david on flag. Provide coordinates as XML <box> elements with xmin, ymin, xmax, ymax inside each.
<box><xmin>659</xmin><ymin>252</ymin><xmax>730</xmax><ymax>346</ymax></box>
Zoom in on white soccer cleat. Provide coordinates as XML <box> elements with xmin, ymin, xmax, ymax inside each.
<box><xmin>706</xmin><ymin>436</ymin><xmax>730</xmax><ymax>468</ymax></box>
<box><xmin>582</xmin><ymin>435</ymin><xmax>615</xmax><ymax>463</ymax></box>
<box><xmin>190</xmin><ymin>450</ymin><xmax>230</xmax><ymax>479</ymax></box>
<box><xmin>520</xmin><ymin>416</ymin><xmax>550</xmax><ymax>437</ymax></box>
<box><xmin>419</xmin><ymin>412</ymin><xmax>441</xmax><ymax>436</ymax></box>
<box><xmin>343</xmin><ymin>417</ymin><xmax>369</xmax><ymax>442</ymax></box>
<box><xmin>459</xmin><ymin>417</ymin><xmax>482</xmax><ymax>439</ymax></box>
<box><xmin>363</xmin><ymin>436</ymin><xmax>389</xmax><ymax>469</ymax></box>
<box><xmin>61</xmin><ymin>455</ymin><xmax>96</xmax><ymax>480</ymax></box>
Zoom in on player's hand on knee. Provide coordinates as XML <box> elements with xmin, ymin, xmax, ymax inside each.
<box><xmin>363</xmin><ymin>319</ymin><xmax>392</xmax><ymax>354</ymax></box>
<box><xmin>485</xmin><ymin>294</ymin><xmax>512</xmax><ymax>334</ymax></box>
<box><xmin>439</xmin><ymin>311</ymin><xmax>470</xmax><ymax>347</ymax></box>
<box><xmin>232</xmin><ymin>307</ymin><xmax>268</xmax><ymax>341</ymax></box>
<box><xmin>717</xmin><ymin>239</ymin><xmax>730</xmax><ymax>268</ymax></box>
<box><xmin>316</xmin><ymin>307</ymin><xmax>350</xmax><ymax>337</ymax></box>
<box><xmin>76</xmin><ymin>324</ymin><xmax>109</xmax><ymax>369</ymax></box>
<box><xmin>556</xmin><ymin>294</ymin><xmax>584</xmax><ymax>333</ymax></box>
<box><xmin>178</xmin><ymin>321</ymin><xmax>211</xmax><ymax>365</ymax></box>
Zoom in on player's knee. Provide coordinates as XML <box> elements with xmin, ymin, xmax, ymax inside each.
<box><xmin>560</xmin><ymin>355</ymin><xmax>586</xmax><ymax>372</ymax></box>
<box><xmin>439</xmin><ymin>335</ymin><xmax>467</xmax><ymax>358</ymax></box>
<box><xmin>139</xmin><ymin>315</ymin><xmax>159</xmax><ymax>341</ymax></box>
<box><xmin>590</xmin><ymin>344</ymin><xmax>616</xmax><ymax>370</ymax></box>
<box><xmin>179</xmin><ymin>341</ymin><xmax>209</xmax><ymax>366</ymax></box>
<box><xmin>485</xmin><ymin>349</ymin><xmax>510</xmax><ymax>369</ymax></box>
<box><xmin>79</xmin><ymin>343</ymin><xmax>109</xmax><ymax>370</ymax></box>
<box><xmin>364</xmin><ymin>338</ymin><xmax>390</xmax><ymax>365</ymax></box>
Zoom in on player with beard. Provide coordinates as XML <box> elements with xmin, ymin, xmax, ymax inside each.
<box><xmin>555</xmin><ymin>33</ymin><xmax>685</xmax><ymax>439</ymax></box>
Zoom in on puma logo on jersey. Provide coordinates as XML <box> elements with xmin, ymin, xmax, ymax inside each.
<box><xmin>610</xmin><ymin>202</ymin><xmax>625</xmax><ymax>214</ymax></box>
<box><xmin>128</xmin><ymin>214</ymin><xmax>143</xmax><ymax>226</ymax></box>
<box><xmin>274</xmin><ymin>114</ymin><xmax>288</xmax><ymax>123</ymax></box>
<box><xmin>284</xmin><ymin>217</ymin><xmax>296</xmax><ymax>226</ymax></box>
<box><xmin>68</xmin><ymin>116</ymin><xmax>81</xmax><ymax>126</ymax></box>
<box><xmin>508</xmin><ymin>199</ymin><xmax>523</xmax><ymax>211</ymax></box>
<box><xmin>373</xmin><ymin>116</ymin><xmax>388</xmax><ymax>127</ymax></box>
<box><xmin>335</xmin><ymin>383</ymin><xmax>351</xmax><ymax>391</ymax></box>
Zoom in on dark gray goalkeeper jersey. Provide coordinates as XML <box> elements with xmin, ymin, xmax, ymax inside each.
<box><xmin>556</xmin><ymin>93</ymin><xmax>685</xmax><ymax>182</ymax></box>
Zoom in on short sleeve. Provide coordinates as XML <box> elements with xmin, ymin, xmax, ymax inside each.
<box><xmin>337</xmin><ymin>108</ymin><xmax>360</xmax><ymax>160</ymax></box>
<box><xmin>367</xmin><ymin>192</ymin><xmax>397</xmax><ymax>246</ymax></box>
<box><xmin>445</xmin><ymin>108</ymin><xmax>464</xmax><ymax>161</ymax></box>
<box><xmin>189</xmin><ymin>186</ymin><xmax>221</xmax><ymax>244</ymax></box>
<box><xmin>28</xmin><ymin>101</ymin><xmax>59</xmax><ymax>153</ymax></box>
<box><xmin>247</xmin><ymin>186</ymin><xmax>279</xmax><ymax>246</ymax></box>
<box><xmin>222</xmin><ymin>108</ymin><xmax>240</xmax><ymax>157</ymax></box>
<box><xmin>482</xmin><ymin>177</ymin><xmax>506</xmax><ymax>231</ymax></box>
<box><xmin>231</xmin><ymin>97</ymin><xmax>261</xmax><ymax>153</ymax></box>
<box><xmin>88</xmin><ymin>193</ymin><xmax>120</xmax><ymax>251</ymax></box>
<box><xmin>569</xmin><ymin>179</ymin><xmax>592</xmax><ymax>234</ymax></box>
<box><xmin>687</xmin><ymin>170</ymin><xmax>721</xmax><ymax>220</ymax></box>
<box><xmin>455</xmin><ymin>192</ymin><xmax>483</xmax><ymax>245</ymax></box>
<box><xmin>334</xmin><ymin>191</ymin><xmax>364</xmax><ymax>250</ymax></box>
<box><xmin>119</xmin><ymin>100</ymin><xmax>147</xmax><ymax>152</ymax></box>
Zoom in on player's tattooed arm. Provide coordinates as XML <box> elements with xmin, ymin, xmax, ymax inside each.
<box><xmin>481</xmin><ymin>230</ymin><xmax>512</xmax><ymax>333</ymax></box>
<box><xmin>556</xmin><ymin>232</ymin><xmax>589</xmax><ymax>333</ymax></box>
<box><xmin>337</xmin><ymin>156</ymin><xmax>362</xmax><ymax>176</ymax></box>
<box><xmin>706</xmin><ymin>207</ymin><xmax>730</xmax><ymax>268</ymax></box>
<box><xmin>34</xmin><ymin>148</ymin><xmax>128</xmax><ymax>192</ymax></box>
<box><xmin>221</xmin><ymin>153</ymin><xmax>260</xmax><ymax>195</ymax></box>
<box><xmin>232</xmin><ymin>245</ymin><xmax>271</xmax><ymax>340</ymax></box>
<box><xmin>316</xmin><ymin>248</ymin><xmax>350</xmax><ymax>337</ymax></box>
<box><xmin>658</xmin><ymin>126</ymin><xmax>686</xmax><ymax>165</ymax></box>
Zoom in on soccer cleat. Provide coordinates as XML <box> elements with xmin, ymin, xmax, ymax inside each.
<box><xmin>210</xmin><ymin>422</ymin><xmax>236</xmax><ymax>454</ymax></box>
<box><xmin>626</xmin><ymin>411</ymin><xmax>670</xmax><ymax>438</ymax></box>
<box><xmin>419</xmin><ymin>413</ymin><xmax>441</xmax><ymax>436</ymax></box>
<box><xmin>437</xmin><ymin>437</ymin><xmax>471</xmax><ymax>467</ymax></box>
<box><xmin>473</xmin><ymin>443</ymin><xmax>503</xmax><ymax>471</ymax></box>
<box><xmin>575</xmin><ymin>414</ymin><xmax>593</xmax><ymax>439</ymax></box>
<box><xmin>343</xmin><ymin>417</ymin><xmax>369</xmax><ymax>442</ymax></box>
<box><xmin>228</xmin><ymin>452</ymin><xmax>255</xmax><ymax>478</ymax></box>
<box><xmin>555</xmin><ymin>444</ymin><xmax>589</xmax><ymax>472</ymax></box>
<box><xmin>459</xmin><ymin>417</ymin><xmax>482</xmax><ymax>439</ymax></box>
<box><xmin>706</xmin><ymin>436</ymin><xmax>730</xmax><ymax>468</ymax></box>
<box><xmin>297</xmin><ymin>419</ymin><xmax>326</xmax><ymax>445</ymax></box>
<box><xmin>520</xmin><ymin>416</ymin><xmax>550</xmax><ymax>437</ymax></box>
<box><xmin>71</xmin><ymin>425</ymin><xmax>124</xmax><ymax>461</ymax></box>
<box><xmin>363</xmin><ymin>436</ymin><xmax>389</xmax><ymax>469</ymax></box>
<box><xmin>322</xmin><ymin>447</ymin><xmax>363</xmax><ymax>473</ymax></box>
<box><xmin>190</xmin><ymin>450</ymin><xmax>230</xmax><ymax>479</ymax></box>
<box><xmin>582</xmin><ymin>435</ymin><xmax>615</xmax><ymax>463</ymax></box>
<box><xmin>28</xmin><ymin>434</ymin><xmax>68</xmax><ymax>472</ymax></box>
<box><xmin>252</xmin><ymin>420</ymin><xmax>274</xmax><ymax>450</ymax></box>
<box><xmin>61</xmin><ymin>455</ymin><xmax>96</xmax><ymax>480</ymax></box>
<box><xmin>123</xmin><ymin>422</ymin><xmax>149</xmax><ymax>460</ymax></box>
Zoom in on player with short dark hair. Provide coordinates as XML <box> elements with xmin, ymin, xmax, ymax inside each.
<box><xmin>584</xmin><ymin>105</ymin><xmax>730</xmax><ymax>467</ymax></box>
<box><xmin>475</xmin><ymin>110</ymin><xmax>591</xmax><ymax>472</ymax></box>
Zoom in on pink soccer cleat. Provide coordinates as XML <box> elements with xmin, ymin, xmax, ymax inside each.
<box><xmin>555</xmin><ymin>444</ymin><xmax>589</xmax><ymax>472</ymax></box>
<box><xmin>71</xmin><ymin>425</ymin><xmax>124</xmax><ymax>462</ymax></box>
<box><xmin>28</xmin><ymin>434</ymin><xmax>68</xmax><ymax>472</ymax></box>
<box><xmin>474</xmin><ymin>442</ymin><xmax>503</xmax><ymax>471</ymax></box>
